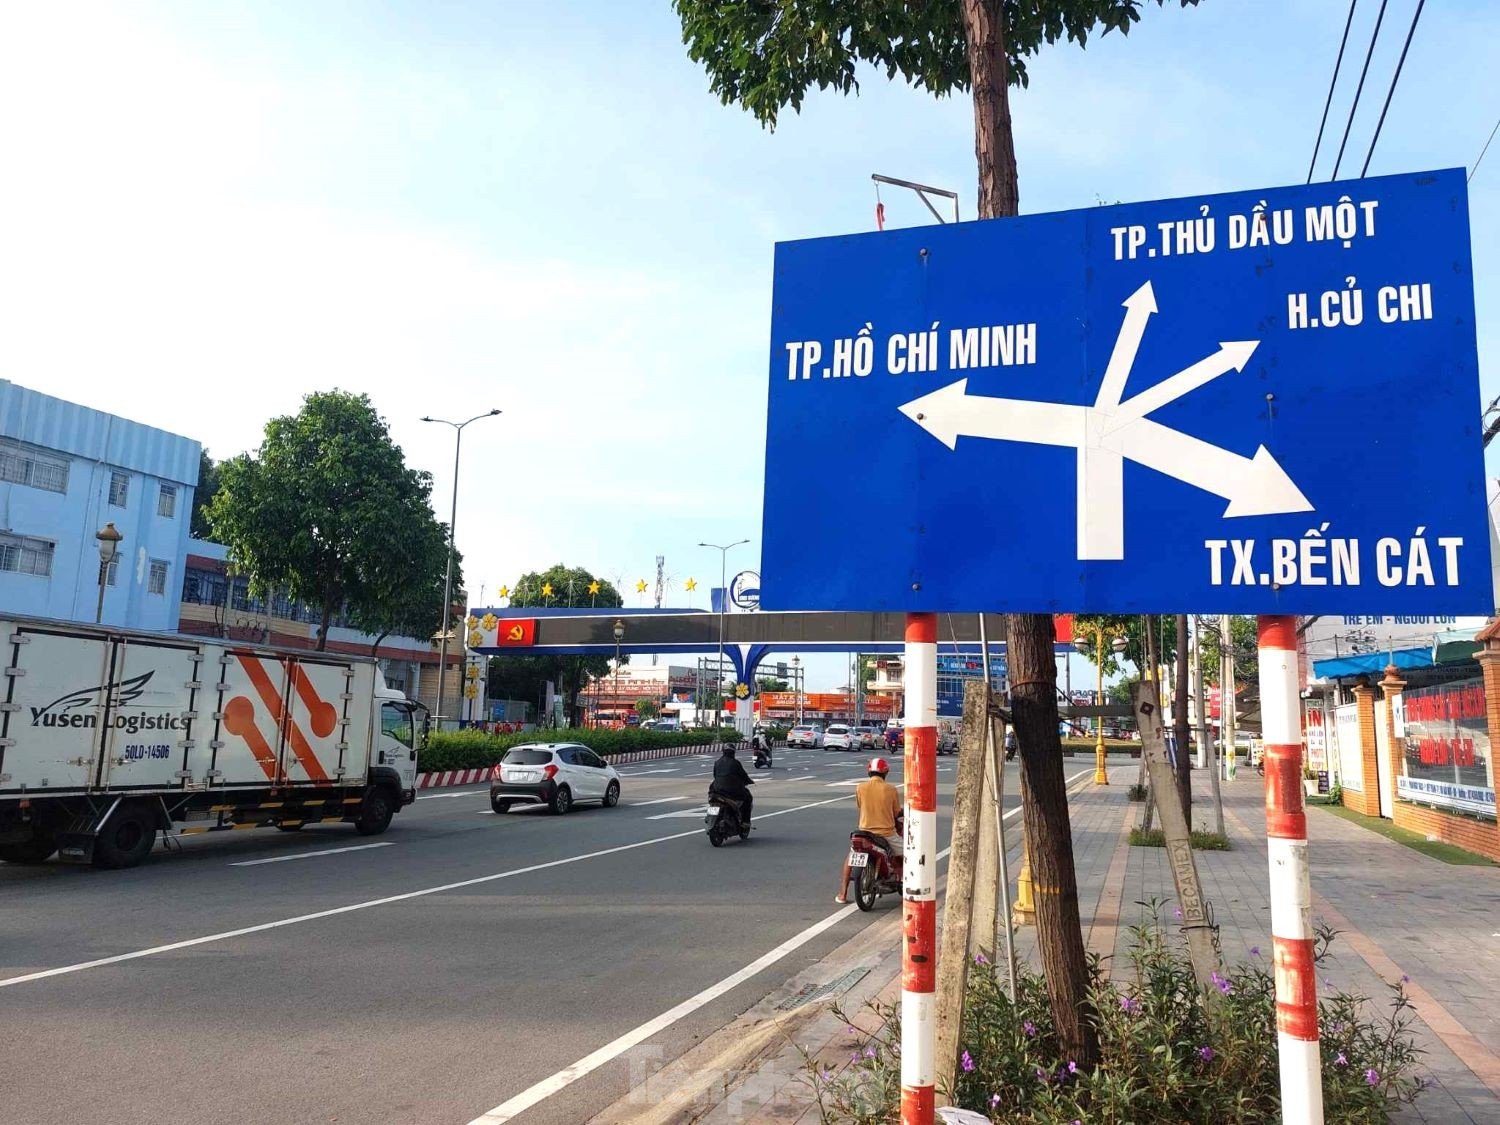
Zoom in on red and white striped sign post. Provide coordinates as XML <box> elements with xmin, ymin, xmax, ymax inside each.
<box><xmin>1257</xmin><ymin>615</ymin><xmax>1324</xmax><ymax>1124</ymax></box>
<box><xmin>901</xmin><ymin>613</ymin><xmax>938</xmax><ymax>1123</ymax></box>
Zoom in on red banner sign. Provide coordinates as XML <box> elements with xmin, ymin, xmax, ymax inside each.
<box><xmin>495</xmin><ymin>619</ymin><xmax>536</xmax><ymax>646</ymax></box>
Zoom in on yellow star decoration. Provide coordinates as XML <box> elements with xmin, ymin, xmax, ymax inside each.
<box><xmin>468</xmin><ymin>629</ymin><xmax>483</xmax><ymax>647</ymax></box>
<box><xmin>480</xmin><ymin>612</ymin><xmax>498</xmax><ymax>631</ymax></box>
<box><xmin>498</xmin><ymin>585</ymin><xmax>510</xmax><ymax>599</ymax></box>
<box><xmin>466</xmin><ymin>614</ymin><xmax>479</xmax><ymax>630</ymax></box>
<box><xmin>541</xmin><ymin>582</ymin><xmax>554</xmax><ymax>598</ymax></box>
<box><xmin>587</xmin><ymin>580</ymin><xmax>601</xmax><ymax>596</ymax></box>
<box><xmin>684</xmin><ymin>577</ymin><xmax>698</xmax><ymax>592</ymax></box>
<box><xmin>734</xmin><ymin>682</ymin><xmax>750</xmax><ymax>699</ymax></box>
<box><xmin>636</xmin><ymin>579</ymin><xmax>648</xmax><ymax>594</ymax></box>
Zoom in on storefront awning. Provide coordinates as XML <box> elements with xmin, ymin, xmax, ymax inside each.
<box><xmin>1311</xmin><ymin>646</ymin><xmax>1433</xmax><ymax>680</ymax></box>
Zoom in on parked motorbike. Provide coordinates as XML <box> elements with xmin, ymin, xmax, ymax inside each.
<box><xmin>845</xmin><ymin>830</ymin><xmax>903</xmax><ymax>911</ymax></box>
<box><xmin>705</xmin><ymin>784</ymin><xmax>753</xmax><ymax>847</ymax></box>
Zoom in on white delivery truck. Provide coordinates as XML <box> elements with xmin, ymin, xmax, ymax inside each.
<box><xmin>0</xmin><ymin>617</ymin><xmax>424</xmax><ymax>869</ymax></box>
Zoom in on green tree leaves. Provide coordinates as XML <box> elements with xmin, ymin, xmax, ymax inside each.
<box><xmin>206</xmin><ymin>390</ymin><xmax>453</xmax><ymax>651</ymax></box>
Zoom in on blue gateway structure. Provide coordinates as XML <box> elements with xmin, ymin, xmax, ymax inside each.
<box><xmin>761</xmin><ymin>169</ymin><xmax>1488</xmax><ymax>617</ymax></box>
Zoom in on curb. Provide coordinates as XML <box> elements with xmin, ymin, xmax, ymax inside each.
<box><xmin>415</xmin><ymin>742</ymin><xmax>730</xmax><ymax>790</ymax></box>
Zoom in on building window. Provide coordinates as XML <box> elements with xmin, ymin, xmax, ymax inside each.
<box><xmin>157</xmin><ymin>483</ymin><xmax>177</xmax><ymax>518</ymax></box>
<box><xmin>183</xmin><ymin>568</ymin><xmax>228</xmax><ymax>606</ymax></box>
<box><xmin>109</xmin><ymin>471</ymin><xmax>129</xmax><ymax>508</ymax></box>
<box><xmin>0</xmin><ymin>534</ymin><xmax>54</xmax><ymax>577</ymax></box>
<box><xmin>0</xmin><ymin>439</ymin><xmax>69</xmax><ymax>494</ymax></box>
<box><xmin>147</xmin><ymin>559</ymin><xmax>169</xmax><ymax>596</ymax></box>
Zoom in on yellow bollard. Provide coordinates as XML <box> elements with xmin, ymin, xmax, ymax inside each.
<box><xmin>1011</xmin><ymin>834</ymin><xmax>1036</xmax><ymax>926</ymax></box>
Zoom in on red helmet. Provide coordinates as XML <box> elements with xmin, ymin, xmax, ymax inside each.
<box><xmin>867</xmin><ymin>757</ymin><xmax>890</xmax><ymax>775</ymax></box>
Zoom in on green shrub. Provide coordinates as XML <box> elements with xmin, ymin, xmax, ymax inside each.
<box><xmin>808</xmin><ymin>908</ymin><xmax>1423</xmax><ymax>1123</ymax></box>
<box><xmin>419</xmin><ymin>727</ymin><xmax>737</xmax><ymax>772</ymax></box>
<box><xmin>1129</xmin><ymin>827</ymin><xmax>1232</xmax><ymax>850</ymax></box>
<box><xmin>1127</xmin><ymin>783</ymin><xmax>1149</xmax><ymax>802</ymax></box>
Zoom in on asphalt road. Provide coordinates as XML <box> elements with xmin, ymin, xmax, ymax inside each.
<box><xmin>0</xmin><ymin>745</ymin><xmax>991</xmax><ymax>1124</ymax></box>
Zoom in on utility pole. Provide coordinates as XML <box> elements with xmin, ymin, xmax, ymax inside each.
<box><xmin>1222</xmin><ymin>613</ymin><xmax>1238</xmax><ymax>781</ymax></box>
<box><xmin>699</xmin><ymin>539</ymin><xmax>748</xmax><ymax>720</ymax></box>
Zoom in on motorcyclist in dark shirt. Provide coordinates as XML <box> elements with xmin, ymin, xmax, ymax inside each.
<box><xmin>711</xmin><ymin>744</ymin><xmax>754</xmax><ymax>825</ymax></box>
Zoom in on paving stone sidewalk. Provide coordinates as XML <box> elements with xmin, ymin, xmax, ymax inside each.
<box><xmin>604</xmin><ymin>763</ymin><xmax>1500</xmax><ymax>1124</ymax></box>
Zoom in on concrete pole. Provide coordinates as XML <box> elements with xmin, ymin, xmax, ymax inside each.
<box><xmin>901</xmin><ymin>613</ymin><xmax>938</xmax><ymax>1125</ymax></box>
<box><xmin>1258</xmin><ymin>615</ymin><xmax>1324</xmax><ymax>1124</ymax></box>
<box><xmin>1222</xmin><ymin>613</ymin><xmax>1238</xmax><ymax>781</ymax></box>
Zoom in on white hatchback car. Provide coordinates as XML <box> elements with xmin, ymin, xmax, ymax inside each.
<box><xmin>787</xmin><ymin>724</ymin><xmax>824</xmax><ymax>748</ymax></box>
<box><xmin>824</xmin><ymin>724</ymin><xmax>856</xmax><ymax>751</ymax></box>
<box><xmin>489</xmin><ymin>744</ymin><xmax>621</xmax><ymax>815</ymax></box>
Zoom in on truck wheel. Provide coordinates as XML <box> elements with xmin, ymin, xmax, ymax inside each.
<box><xmin>93</xmin><ymin>806</ymin><xmax>157</xmax><ymax>869</ymax></box>
<box><xmin>355</xmin><ymin>789</ymin><xmax>395</xmax><ymax>836</ymax></box>
<box><xmin>0</xmin><ymin>835</ymin><xmax>58</xmax><ymax>864</ymax></box>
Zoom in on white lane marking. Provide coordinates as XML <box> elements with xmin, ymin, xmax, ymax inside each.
<box><xmin>826</xmin><ymin>780</ymin><xmax>862</xmax><ymax>788</ymax></box>
<box><xmin>617</xmin><ymin>768</ymin><xmax>680</xmax><ymax>775</ymax></box>
<box><xmin>229</xmin><ymin>842</ymin><xmax>394</xmax><ymax>867</ymax></box>
<box><xmin>467</xmin><ymin>768</ymin><xmax>1094</xmax><ymax>1123</ymax></box>
<box><xmin>646</xmin><ymin>807</ymin><xmax>708</xmax><ymax>820</ymax></box>
<box><xmin>786</xmin><ymin>775</ymin><xmax>817</xmax><ymax>782</ymax></box>
<box><xmin>466</xmin><ymin>904</ymin><xmax>859</xmax><ymax>1123</ymax></box>
<box><xmin>415</xmin><ymin>788</ymin><xmax>488</xmax><ymax>800</ymax></box>
<box><xmin>0</xmin><ymin>795</ymin><xmax>856</xmax><ymax>991</ymax></box>
<box><xmin>631</xmin><ymin>796</ymin><xmax>694</xmax><ymax>807</ymax></box>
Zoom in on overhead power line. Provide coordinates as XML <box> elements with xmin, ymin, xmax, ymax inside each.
<box><xmin>1360</xmin><ymin>0</ymin><xmax>1426</xmax><ymax>177</ymax></box>
<box><xmin>1331</xmin><ymin>0</ymin><xmax>1390</xmax><ymax>180</ymax></box>
<box><xmin>1308</xmin><ymin>0</ymin><xmax>1360</xmax><ymax>183</ymax></box>
<box><xmin>1472</xmin><ymin>116</ymin><xmax>1500</xmax><ymax>183</ymax></box>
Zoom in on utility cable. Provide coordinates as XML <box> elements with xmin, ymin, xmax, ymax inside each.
<box><xmin>1308</xmin><ymin>0</ymin><xmax>1360</xmax><ymax>183</ymax></box>
<box><xmin>1471</xmin><ymin>115</ymin><xmax>1500</xmax><ymax>183</ymax></box>
<box><xmin>1331</xmin><ymin>0</ymin><xmax>1390</xmax><ymax>180</ymax></box>
<box><xmin>1360</xmin><ymin>0</ymin><xmax>1426</xmax><ymax>176</ymax></box>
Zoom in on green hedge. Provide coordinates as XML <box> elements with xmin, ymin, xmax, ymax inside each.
<box><xmin>420</xmin><ymin>726</ymin><xmax>741</xmax><ymax>772</ymax></box>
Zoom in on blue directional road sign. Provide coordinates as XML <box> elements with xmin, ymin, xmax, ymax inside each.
<box><xmin>761</xmin><ymin>170</ymin><xmax>1487</xmax><ymax>615</ymax></box>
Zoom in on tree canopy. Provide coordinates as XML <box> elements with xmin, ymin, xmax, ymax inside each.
<box><xmin>673</xmin><ymin>0</ymin><xmax>1197</xmax><ymax>129</ymax></box>
<box><xmin>206</xmin><ymin>390</ymin><xmax>454</xmax><ymax>651</ymax></box>
<box><xmin>191</xmin><ymin>450</ymin><xmax>219</xmax><ymax>540</ymax></box>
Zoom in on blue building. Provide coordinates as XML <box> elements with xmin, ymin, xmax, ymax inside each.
<box><xmin>0</xmin><ymin>379</ymin><xmax>200</xmax><ymax>631</ymax></box>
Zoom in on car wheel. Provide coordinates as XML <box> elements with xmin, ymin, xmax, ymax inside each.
<box><xmin>549</xmin><ymin>785</ymin><xmax>573</xmax><ymax>815</ymax></box>
<box><xmin>854</xmin><ymin>863</ymin><xmax>879</xmax><ymax>912</ymax></box>
<box><xmin>490</xmin><ymin>798</ymin><xmax>513</xmax><ymax>814</ymax></box>
<box><xmin>355</xmin><ymin>788</ymin><xmax>395</xmax><ymax>836</ymax></box>
<box><xmin>92</xmin><ymin>804</ymin><xmax>158</xmax><ymax>869</ymax></box>
<box><xmin>603</xmin><ymin>781</ymin><xmax>620</xmax><ymax>808</ymax></box>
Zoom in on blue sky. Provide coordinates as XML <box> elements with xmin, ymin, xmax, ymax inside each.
<box><xmin>0</xmin><ymin>1</ymin><xmax>1494</xmax><ymax>689</ymax></box>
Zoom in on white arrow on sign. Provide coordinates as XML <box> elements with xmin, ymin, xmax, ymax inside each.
<box><xmin>897</xmin><ymin>283</ymin><xmax>1312</xmax><ymax>561</ymax></box>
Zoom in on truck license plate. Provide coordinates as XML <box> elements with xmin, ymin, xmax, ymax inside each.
<box><xmin>847</xmin><ymin>851</ymin><xmax>868</xmax><ymax>867</ymax></box>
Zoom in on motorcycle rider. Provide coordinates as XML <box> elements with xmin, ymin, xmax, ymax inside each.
<box><xmin>752</xmin><ymin>728</ymin><xmax>772</xmax><ymax>766</ymax></box>
<box><xmin>835</xmin><ymin>756</ymin><xmax>903</xmax><ymax>904</ymax></box>
<box><xmin>711</xmin><ymin>743</ymin><xmax>754</xmax><ymax>827</ymax></box>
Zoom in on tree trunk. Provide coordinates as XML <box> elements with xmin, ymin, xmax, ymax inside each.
<box><xmin>962</xmin><ymin>0</ymin><xmax>1019</xmax><ymax>218</ymax></box>
<box><xmin>318</xmin><ymin>598</ymin><xmax>333</xmax><ymax>652</ymax></box>
<box><xmin>1008</xmin><ymin>613</ymin><xmax>1099</xmax><ymax>1065</ymax></box>
<box><xmin>1174</xmin><ymin>613</ymin><xmax>1192</xmax><ymax>830</ymax></box>
<box><xmin>962</xmin><ymin>0</ymin><xmax>1094</xmax><ymax>1069</ymax></box>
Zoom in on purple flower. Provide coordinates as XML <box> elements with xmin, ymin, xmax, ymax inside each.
<box><xmin>1034</xmin><ymin>1067</ymin><xmax>1048</xmax><ymax>1083</ymax></box>
<box><xmin>863</xmin><ymin>1046</ymin><xmax>877</xmax><ymax>1059</ymax></box>
<box><xmin>1401</xmin><ymin>974</ymin><xmax>1410</xmax><ymax>984</ymax></box>
<box><xmin>1023</xmin><ymin>1020</ymin><xmax>1037</xmax><ymax>1037</ymax></box>
<box><xmin>1335</xmin><ymin>1052</ymin><xmax>1348</xmax><ymax>1067</ymax></box>
<box><xmin>961</xmin><ymin>1050</ymin><xmax>975</xmax><ymax>1073</ymax></box>
<box><xmin>1249</xmin><ymin>945</ymin><xmax>1261</xmax><ymax>957</ymax></box>
<box><xmin>974</xmin><ymin>952</ymin><xmax>989</xmax><ymax>966</ymax></box>
<box><xmin>1174</xmin><ymin>906</ymin><xmax>1183</xmax><ymax>919</ymax></box>
<box><xmin>1067</xmin><ymin>1060</ymin><xmax>1079</xmax><ymax>1074</ymax></box>
<box><xmin>1120</xmin><ymin>996</ymin><xmax>1141</xmax><ymax>1013</ymax></box>
<box><xmin>845</xmin><ymin>1024</ymin><xmax>858</xmax><ymax>1035</ymax></box>
<box><xmin>819</xmin><ymin>1066</ymin><xmax>832</xmax><ymax>1082</ymax></box>
<box><xmin>1211</xmin><ymin>971</ymin><xmax>1233</xmax><ymax>996</ymax></box>
<box><xmin>1198</xmin><ymin>1045</ymin><xmax>1216</xmax><ymax>1062</ymax></box>
<box><xmin>1365</xmin><ymin>1068</ymin><xmax>1380</xmax><ymax>1086</ymax></box>
<box><xmin>990</xmin><ymin>1094</ymin><xmax>1001</xmax><ymax>1108</ymax></box>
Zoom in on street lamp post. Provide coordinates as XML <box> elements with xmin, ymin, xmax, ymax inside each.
<box><xmin>791</xmin><ymin>655</ymin><xmax>802</xmax><ymax>724</ymax></box>
<box><xmin>698</xmin><ymin>539</ymin><xmax>748</xmax><ymax>724</ymax></box>
<box><xmin>613</xmin><ymin>619</ymin><xmax>625</xmax><ymax>729</ymax></box>
<box><xmin>1074</xmin><ymin>626</ymin><xmax>1128</xmax><ymax>784</ymax></box>
<box><xmin>421</xmin><ymin>409</ymin><xmax>501</xmax><ymax>731</ymax></box>
<box><xmin>94</xmin><ymin>522</ymin><xmax>122</xmax><ymax>624</ymax></box>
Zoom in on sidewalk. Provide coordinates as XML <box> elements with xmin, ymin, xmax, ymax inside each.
<box><xmin>594</xmin><ymin>767</ymin><xmax>1500</xmax><ymax>1124</ymax></box>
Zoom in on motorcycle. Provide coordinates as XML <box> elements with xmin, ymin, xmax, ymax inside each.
<box><xmin>705</xmin><ymin>783</ymin><xmax>753</xmax><ymax>847</ymax></box>
<box><xmin>752</xmin><ymin>736</ymin><xmax>772</xmax><ymax>769</ymax></box>
<box><xmin>845</xmin><ymin>829</ymin><xmax>903</xmax><ymax>911</ymax></box>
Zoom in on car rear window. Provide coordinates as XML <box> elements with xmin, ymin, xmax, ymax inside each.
<box><xmin>503</xmin><ymin>748</ymin><xmax>554</xmax><ymax>765</ymax></box>
<box><xmin>829</xmin><ymin>725</ymin><xmax>849</xmax><ymax>733</ymax></box>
